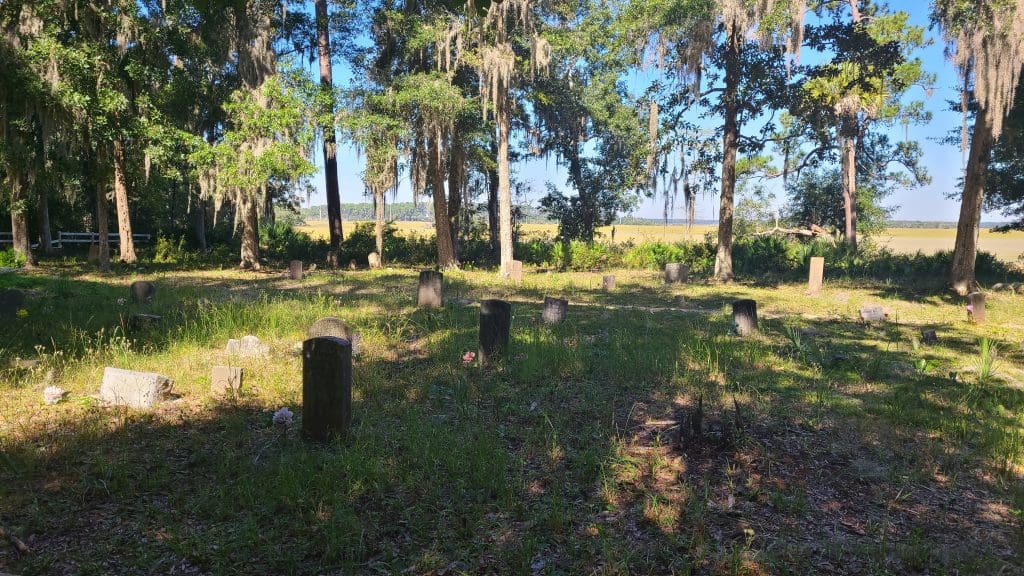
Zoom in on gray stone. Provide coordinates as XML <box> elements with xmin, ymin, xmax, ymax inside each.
<box><xmin>479</xmin><ymin>299</ymin><xmax>512</xmax><ymax>365</ymax></box>
<box><xmin>129</xmin><ymin>313</ymin><xmax>162</xmax><ymax>330</ymax></box>
<box><xmin>288</xmin><ymin>260</ymin><xmax>303</xmax><ymax>280</ymax></box>
<box><xmin>664</xmin><ymin>263</ymin><xmax>689</xmax><ymax>284</ymax></box>
<box><xmin>99</xmin><ymin>367</ymin><xmax>173</xmax><ymax>408</ymax></box>
<box><xmin>732</xmin><ymin>299</ymin><xmax>758</xmax><ymax>336</ymax></box>
<box><xmin>967</xmin><ymin>292</ymin><xmax>986</xmax><ymax>323</ymax></box>
<box><xmin>0</xmin><ymin>288</ymin><xmax>25</xmax><ymax>318</ymax></box>
<box><xmin>602</xmin><ymin>275</ymin><xmax>615</xmax><ymax>291</ymax></box>
<box><xmin>210</xmin><ymin>366</ymin><xmax>243</xmax><ymax>396</ymax></box>
<box><xmin>130</xmin><ymin>281</ymin><xmax>156</xmax><ymax>303</ymax></box>
<box><xmin>541</xmin><ymin>297</ymin><xmax>568</xmax><ymax>324</ymax></box>
<box><xmin>859</xmin><ymin>306</ymin><xmax>887</xmax><ymax>323</ymax></box>
<box><xmin>368</xmin><ymin>252</ymin><xmax>381</xmax><ymax>268</ymax></box>
<box><xmin>226</xmin><ymin>335</ymin><xmax>269</xmax><ymax>358</ymax></box>
<box><xmin>348</xmin><ymin>259</ymin><xmax>358</xmax><ymax>270</ymax></box>
<box><xmin>417</xmin><ymin>270</ymin><xmax>443</xmax><ymax>308</ymax></box>
<box><xmin>308</xmin><ymin>317</ymin><xmax>360</xmax><ymax>355</ymax></box>
<box><xmin>891</xmin><ymin>362</ymin><xmax>916</xmax><ymax>378</ymax></box>
<box><xmin>509</xmin><ymin>260</ymin><xmax>524</xmax><ymax>283</ymax></box>
<box><xmin>921</xmin><ymin>329</ymin><xmax>938</xmax><ymax>345</ymax></box>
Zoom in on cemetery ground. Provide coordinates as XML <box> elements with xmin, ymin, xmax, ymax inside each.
<box><xmin>1</xmin><ymin>265</ymin><xmax>1023</xmax><ymax>575</ymax></box>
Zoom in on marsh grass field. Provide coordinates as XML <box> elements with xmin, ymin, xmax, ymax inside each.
<box><xmin>299</xmin><ymin>221</ymin><xmax>1024</xmax><ymax>263</ymax></box>
<box><xmin>1</xmin><ymin>263</ymin><xmax>1024</xmax><ymax>575</ymax></box>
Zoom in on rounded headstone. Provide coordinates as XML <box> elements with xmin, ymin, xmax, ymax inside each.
<box><xmin>541</xmin><ymin>297</ymin><xmax>568</xmax><ymax>324</ymax></box>
<box><xmin>602</xmin><ymin>275</ymin><xmax>616</xmax><ymax>291</ymax></box>
<box><xmin>732</xmin><ymin>299</ymin><xmax>758</xmax><ymax>336</ymax></box>
<box><xmin>302</xmin><ymin>336</ymin><xmax>353</xmax><ymax>442</ymax></box>
<box><xmin>967</xmin><ymin>292</ymin><xmax>986</xmax><ymax>323</ymax></box>
<box><xmin>130</xmin><ymin>281</ymin><xmax>156</xmax><ymax>303</ymax></box>
<box><xmin>368</xmin><ymin>252</ymin><xmax>381</xmax><ymax>268</ymax></box>
<box><xmin>288</xmin><ymin>260</ymin><xmax>304</xmax><ymax>280</ymax></box>
<box><xmin>308</xmin><ymin>317</ymin><xmax>354</xmax><ymax>341</ymax></box>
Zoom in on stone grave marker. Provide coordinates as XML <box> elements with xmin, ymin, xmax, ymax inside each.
<box><xmin>225</xmin><ymin>335</ymin><xmax>269</xmax><ymax>358</ymax></box>
<box><xmin>479</xmin><ymin>299</ymin><xmax>512</xmax><ymax>365</ymax></box>
<box><xmin>807</xmin><ymin>257</ymin><xmax>825</xmax><ymax>295</ymax></box>
<box><xmin>921</xmin><ymin>329</ymin><xmax>938</xmax><ymax>345</ymax></box>
<box><xmin>130</xmin><ymin>281</ymin><xmax>156</xmax><ymax>303</ymax></box>
<box><xmin>664</xmin><ymin>263</ymin><xmax>689</xmax><ymax>284</ymax></box>
<box><xmin>859</xmin><ymin>306</ymin><xmax>887</xmax><ymax>323</ymax></box>
<box><xmin>302</xmin><ymin>336</ymin><xmax>352</xmax><ymax>441</ymax></box>
<box><xmin>88</xmin><ymin>244</ymin><xmax>100</xmax><ymax>263</ymax></box>
<box><xmin>602</xmin><ymin>275</ymin><xmax>616</xmax><ymax>291</ymax></box>
<box><xmin>732</xmin><ymin>299</ymin><xmax>758</xmax><ymax>336</ymax></box>
<box><xmin>99</xmin><ymin>367</ymin><xmax>173</xmax><ymax>408</ymax></box>
<box><xmin>417</xmin><ymin>270</ymin><xmax>444</xmax><ymax>308</ymax></box>
<box><xmin>368</xmin><ymin>252</ymin><xmax>381</xmax><ymax>268</ymax></box>
<box><xmin>288</xmin><ymin>260</ymin><xmax>303</xmax><ymax>280</ymax></box>
<box><xmin>308</xmin><ymin>317</ymin><xmax>360</xmax><ymax>355</ymax></box>
<box><xmin>967</xmin><ymin>292</ymin><xmax>986</xmax><ymax>323</ymax></box>
<box><xmin>509</xmin><ymin>260</ymin><xmax>524</xmax><ymax>283</ymax></box>
<box><xmin>210</xmin><ymin>366</ymin><xmax>243</xmax><ymax>396</ymax></box>
<box><xmin>0</xmin><ymin>288</ymin><xmax>25</xmax><ymax>318</ymax></box>
<box><xmin>129</xmin><ymin>313</ymin><xmax>162</xmax><ymax>330</ymax></box>
<box><xmin>541</xmin><ymin>297</ymin><xmax>568</xmax><ymax>324</ymax></box>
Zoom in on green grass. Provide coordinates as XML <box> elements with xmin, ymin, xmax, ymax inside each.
<box><xmin>1</xmin><ymin>264</ymin><xmax>1023</xmax><ymax>575</ymax></box>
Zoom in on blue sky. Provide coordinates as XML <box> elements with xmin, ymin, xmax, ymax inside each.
<box><xmin>304</xmin><ymin>1</ymin><xmax>1001</xmax><ymax>223</ymax></box>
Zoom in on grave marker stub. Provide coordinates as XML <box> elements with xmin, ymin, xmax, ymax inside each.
<box><xmin>541</xmin><ymin>297</ymin><xmax>568</xmax><ymax>324</ymax></box>
<box><xmin>368</xmin><ymin>252</ymin><xmax>381</xmax><ymax>269</ymax></box>
<box><xmin>967</xmin><ymin>292</ymin><xmax>986</xmax><ymax>323</ymax></box>
<box><xmin>99</xmin><ymin>367</ymin><xmax>173</xmax><ymax>408</ymax></box>
<box><xmin>510</xmin><ymin>260</ymin><xmax>524</xmax><ymax>283</ymax></box>
<box><xmin>308</xmin><ymin>317</ymin><xmax>353</xmax><ymax>341</ymax></box>
<box><xmin>417</xmin><ymin>270</ymin><xmax>444</xmax><ymax>308</ymax></box>
<box><xmin>859</xmin><ymin>306</ymin><xmax>887</xmax><ymax>323</ymax></box>
<box><xmin>288</xmin><ymin>260</ymin><xmax>304</xmax><ymax>280</ymax></box>
<box><xmin>664</xmin><ymin>263</ymin><xmax>689</xmax><ymax>284</ymax></box>
<box><xmin>0</xmin><ymin>289</ymin><xmax>25</xmax><ymax>318</ymax></box>
<box><xmin>211</xmin><ymin>366</ymin><xmax>243</xmax><ymax>396</ymax></box>
<box><xmin>732</xmin><ymin>299</ymin><xmax>758</xmax><ymax>336</ymax></box>
<box><xmin>807</xmin><ymin>257</ymin><xmax>825</xmax><ymax>295</ymax></box>
<box><xmin>602</xmin><ymin>275</ymin><xmax>616</xmax><ymax>291</ymax></box>
<box><xmin>302</xmin><ymin>336</ymin><xmax>352</xmax><ymax>441</ymax></box>
<box><xmin>479</xmin><ymin>299</ymin><xmax>512</xmax><ymax>365</ymax></box>
<box><xmin>130</xmin><ymin>281</ymin><xmax>156</xmax><ymax>303</ymax></box>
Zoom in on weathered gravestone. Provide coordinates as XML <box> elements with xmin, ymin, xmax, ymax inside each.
<box><xmin>859</xmin><ymin>306</ymin><xmax>888</xmax><ymax>323</ymax></box>
<box><xmin>417</xmin><ymin>270</ymin><xmax>444</xmax><ymax>308</ymax></box>
<box><xmin>0</xmin><ymin>288</ymin><xmax>25</xmax><ymax>318</ymax></box>
<box><xmin>807</xmin><ymin>257</ymin><xmax>825</xmax><ymax>295</ymax></box>
<box><xmin>210</xmin><ymin>366</ymin><xmax>243</xmax><ymax>396</ymax></box>
<box><xmin>288</xmin><ymin>260</ymin><xmax>304</xmax><ymax>280</ymax></box>
<box><xmin>130</xmin><ymin>281</ymin><xmax>156</xmax><ymax>303</ymax></box>
<box><xmin>479</xmin><ymin>299</ymin><xmax>512</xmax><ymax>366</ymax></box>
<box><xmin>732</xmin><ymin>299</ymin><xmax>758</xmax><ymax>336</ymax></box>
<box><xmin>921</xmin><ymin>329</ymin><xmax>938</xmax><ymax>345</ymax></box>
<box><xmin>88</xmin><ymin>244</ymin><xmax>100</xmax><ymax>263</ymax></box>
<box><xmin>348</xmin><ymin>259</ymin><xmax>358</xmax><ymax>270</ymax></box>
<box><xmin>308</xmin><ymin>317</ymin><xmax>360</xmax><ymax>355</ymax></box>
<box><xmin>368</xmin><ymin>252</ymin><xmax>381</xmax><ymax>269</ymax></box>
<box><xmin>967</xmin><ymin>292</ymin><xmax>986</xmax><ymax>323</ymax></box>
<box><xmin>602</xmin><ymin>275</ymin><xmax>616</xmax><ymax>291</ymax></box>
<box><xmin>541</xmin><ymin>296</ymin><xmax>569</xmax><ymax>325</ymax></box>
<box><xmin>129</xmin><ymin>313</ymin><xmax>162</xmax><ymax>330</ymax></box>
<box><xmin>509</xmin><ymin>260</ymin><xmax>524</xmax><ymax>283</ymax></box>
<box><xmin>664</xmin><ymin>263</ymin><xmax>689</xmax><ymax>284</ymax></box>
<box><xmin>302</xmin><ymin>336</ymin><xmax>352</xmax><ymax>441</ymax></box>
<box><xmin>99</xmin><ymin>367</ymin><xmax>173</xmax><ymax>408</ymax></box>
<box><xmin>225</xmin><ymin>335</ymin><xmax>270</xmax><ymax>358</ymax></box>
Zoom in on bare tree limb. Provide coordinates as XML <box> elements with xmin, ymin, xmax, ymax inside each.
<box><xmin>0</xmin><ymin>524</ymin><xmax>31</xmax><ymax>556</ymax></box>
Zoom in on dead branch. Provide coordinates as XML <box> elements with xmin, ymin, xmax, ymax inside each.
<box><xmin>754</xmin><ymin>224</ymin><xmax>837</xmax><ymax>246</ymax></box>
<box><xmin>0</xmin><ymin>524</ymin><xmax>30</xmax><ymax>555</ymax></box>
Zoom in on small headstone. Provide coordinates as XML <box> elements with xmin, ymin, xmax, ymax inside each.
<box><xmin>541</xmin><ymin>296</ymin><xmax>568</xmax><ymax>324</ymax></box>
<box><xmin>0</xmin><ymin>288</ymin><xmax>25</xmax><ymax>318</ymax></box>
<box><xmin>368</xmin><ymin>252</ymin><xmax>381</xmax><ymax>268</ymax></box>
<box><xmin>859</xmin><ymin>306</ymin><xmax>887</xmax><ymax>323</ymax></box>
<box><xmin>921</xmin><ymin>329</ymin><xmax>938</xmax><ymax>345</ymax></box>
<box><xmin>99</xmin><ymin>367</ymin><xmax>173</xmax><ymax>408</ymax></box>
<box><xmin>509</xmin><ymin>260</ymin><xmax>524</xmax><ymax>283</ymax></box>
<box><xmin>967</xmin><ymin>292</ymin><xmax>986</xmax><ymax>323</ymax></box>
<box><xmin>130</xmin><ymin>281</ymin><xmax>156</xmax><ymax>303</ymax></box>
<box><xmin>664</xmin><ymin>263</ymin><xmax>689</xmax><ymax>284</ymax></box>
<box><xmin>807</xmin><ymin>257</ymin><xmax>825</xmax><ymax>295</ymax></box>
<box><xmin>479</xmin><ymin>299</ymin><xmax>512</xmax><ymax>365</ymax></box>
<box><xmin>348</xmin><ymin>259</ymin><xmax>358</xmax><ymax>270</ymax></box>
<box><xmin>308</xmin><ymin>317</ymin><xmax>360</xmax><ymax>355</ymax></box>
<box><xmin>210</xmin><ymin>366</ymin><xmax>243</xmax><ymax>396</ymax></box>
<box><xmin>288</xmin><ymin>260</ymin><xmax>303</xmax><ymax>280</ymax></box>
<box><xmin>602</xmin><ymin>275</ymin><xmax>616</xmax><ymax>291</ymax></box>
<box><xmin>732</xmin><ymin>299</ymin><xmax>758</xmax><ymax>336</ymax></box>
<box><xmin>417</xmin><ymin>270</ymin><xmax>444</xmax><ymax>308</ymax></box>
<box><xmin>88</xmin><ymin>244</ymin><xmax>100</xmax><ymax>263</ymax></box>
<box><xmin>226</xmin><ymin>335</ymin><xmax>269</xmax><ymax>358</ymax></box>
<box><xmin>302</xmin><ymin>336</ymin><xmax>352</xmax><ymax>441</ymax></box>
<box><xmin>129</xmin><ymin>313</ymin><xmax>162</xmax><ymax>330</ymax></box>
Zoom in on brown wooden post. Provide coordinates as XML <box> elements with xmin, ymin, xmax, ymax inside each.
<box><xmin>302</xmin><ymin>336</ymin><xmax>352</xmax><ymax>441</ymax></box>
<box><xmin>807</xmin><ymin>257</ymin><xmax>824</xmax><ymax>295</ymax></box>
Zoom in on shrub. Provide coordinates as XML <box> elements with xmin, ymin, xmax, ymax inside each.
<box><xmin>260</xmin><ymin>221</ymin><xmax>330</xmax><ymax>263</ymax></box>
<box><xmin>0</xmin><ymin>248</ymin><xmax>26</xmax><ymax>268</ymax></box>
<box><xmin>153</xmin><ymin>235</ymin><xmax>195</xmax><ymax>265</ymax></box>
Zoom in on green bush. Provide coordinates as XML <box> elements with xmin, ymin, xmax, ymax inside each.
<box><xmin>0</xmin><ymin>248</ymin><xmax>26</xmax><ymax>268</ymax></box>
<box><xmin>153</xmin><ymin>235</ymin><xmax>195</xmax><ymax>264</ymax></box>
<box><xmin>260</xmin><ymin>221</ymin><xmax>330</xmax><ymax>263</ymax></box>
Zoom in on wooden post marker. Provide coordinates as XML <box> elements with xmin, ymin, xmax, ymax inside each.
<box><xmin>807</xmin><ymin>257</ymin><xmax>824</xmax><ymax>295</ymax></box>
<box><xmin>967</xmin><ymin>292</ymin><xmax>986</xmax><ymax>323</ymax></box>
<box><xmin>732</xmin><ymin>299</ymin><xmax>758</xmax><ymax>336</ymax></box>
<box><xmin>602</xmin><ymin>275</ymin><xmax>616</xmax><ymax>291</ymax></box>
<box><xmin>664</xmin><ymin>263</ymin><xmax>689</xmax><ymax>284</ymax></box>
<box><xmin>417</xmin><ymin>270</ymin><xmax>444</xmax><ymax>308</ymax></box>
<box><xmin>288</xmin><ymin>260</ymin><xmax>304</xmax><ymax>280</ymax></box>
<box><xmin>302</xmin><ymin>336</ymin><xmax>352</xmax><ymax>442</ymax></box>
<box><xmin>479</xmin><ymin>299</ymin><xmax>511</xmax><ymax>365</ymax></box>
<box><xmin>541</xmin><ymin>296</ymin><xmax>568</xmax><ymax>324</ymax></box>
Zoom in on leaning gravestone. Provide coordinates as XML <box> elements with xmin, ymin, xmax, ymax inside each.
<box><xmin>130</xmin><ymin>281</ymin><xmax>156</xmax><ymax>303</ymax></box>
<box><xmin>99</xmin><ymin>367</ymin><xmax>173</xmax><ymax>408</ymax></box>
<box><xmin>602</xmin><ymin>275</ymin><xmax>616</xmax><ymax>291</ymax></box>
<box><xmin>368</xmin><ymin>252</ymin><xmax>381</xmax><ymax>269</ymax></box>
<box><xmin>288</xmin><ymin>260</ymin><xmax>304</xmax><ymax>280</ymax></box>
<box><xmin>967</xmin><ymin>292</ymin><xmax>986</xmax><ymax>323</ymax></box>
<box><xmin>509</xmin><ymin>260</ymin><xmax>524</xmax><ymax>283</ymax></box>
<box><xmin>732</xmin><ymin>299</ymin><xmax>758</xmax><ymax>336</ymax></box>
<box><xmin>417</xmin><ymin>270</ymin><xmax>444</xmax><ymax>308</ymax></box>
<box><xmin>541</xmin><ymin>296</ymin><xmax>568</xmax><ymax>324</ymax></box>
<box><xmin>664</xmin><ymin>263</ymin><xmax>689</xmax><ymax>284</ymax></box>
<box><xmin>807</xmin><ymin>257</ymin><xmax>825</xmax><ymax>295</ymax></box>
<box><xmin>302</xmin><ymin>336</ymin><xmax>352</xmax><ymax>441</ymax></box>
<box><xmin>859</xmin><ymin>306</ymin><xmax>887</xmax><ymax>323</ymax></box>
<box><xmin>479</xmin><ymin>299</ymin><xmax>512</xmax><ymax>366</ymax></box>
<box><xmin>210</xmin><ymin>366</ymin><xmax>243</xmax><ymax>396</ymax></box>
<box><xmin>0</xmin><ymin>288</ymin><xmax>25</xmax><ymax>318</ymax></box>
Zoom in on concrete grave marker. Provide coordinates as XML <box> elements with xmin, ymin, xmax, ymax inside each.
<box><xmin>664</xmin><ymin>263</ymin><xmax>689</xmax><ymax>284</ymax></box>
<box><xmin>225</xmin><ymin>335</ymin><xmax>269</xmax><ymax>358</ymax></box>
<box><xmin>302</xmin><ymin>337</ymin><xmax>352</xmax><ymax>441</ymax></box>
<box><xmin>509</xmin><ymin>260</ymin><xmax>524</xmax><ymax>283</ymax></box>
<box><xmin>368</xmin><ymin>252</ymin><xmax>381</xmax><ymax>268</ymax></box>
<box><xmin>129</xmin><ymin>313</ymin><xmax>162</xmax><ymax>330</ymax></box>
<box><xmin>967</xmin><ymin>292</ymin><xmax>986</xmax><ymax>323</ymax></box>
<box><xmin>479</xmin><ymin>299</ymin><xmax>512</xmax><ymax>366</ymax></box>
<box><xmin>0</xmin><ymin>288</ymin><xmax>25</xmax><ymax>318</ymax></box>
<box><xmin>417</xmin><ymin>270</ymin><xmax>444</xmax><ymax>308</ymax></box>
<box><xmin>859</xmin><ymin>306</ymin><xmax>887</xmax><ymax>323</ymax></box>
<box><xmin>130</xmin><ymin>281</ymin><xmax>156</xmax><ymax>303</ymax></box>
<box><xmin>921</xmin><ymin>329</ymin><xmax>938</xmax><ymax>345</ymax></box>
<box><xmin>211</xmin><ymin>366</ymin><xmax>243</xmax><ymax>396</ymax></box>
<box><xmin>541</xmin><ymin>297</ymin><xmax>569</xmax><ymax>324</ymax></box>
<box><xmin>308</xmin><ymin>317</ymin><xmax>360</xmax><ymax>355</ymax></box>
<box><xmin>602</xmin><ymin>275</ymin><xmax>616</xmax><ymax>291</ymax></box>
<box><xmin>88</xmin><ymin>244</ymin><xmax>100</xmax><ymax>263</ymax></box>
<box><xmin>288</xmin><ymin>260</ymin><xmax>303</xmax><ymax>280</ymax></box>
<box><xmin>732</xmin><ymin>299</ymin><xmax>758</xmax><ymax>336</ymax></box>
<box><xmin>807</xmin><ymin>257</ymin><xmax>825</xmax><ymax>295</ymax></box>
<box><xmin>99</xmin><ymin>367</ymin><xmax>173</xmax><ymax>408</ymax></box>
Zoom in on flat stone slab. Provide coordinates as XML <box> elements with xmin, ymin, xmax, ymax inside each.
<box><xmin>99</xmin><ymin>367</ymin><xmax>173</xmax><ymax>408</ymax></box>
<box><xmin>859</xmin><ymin>306</ymin><xmax>888</xmax><ymax>323</ymax></box>
<box><xmin>225</xmin><ymin>335</ymin><xmax>270</xmax><ymax>358</ymax></box>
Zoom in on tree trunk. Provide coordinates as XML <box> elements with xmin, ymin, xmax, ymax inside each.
<box><xmin>497</xmin><ymin>100</ymin><xmax>513</xmax><ymax>275</ymax></box>
<box><xmin>488</xmin><ymin>138</ymin><xmax>500</xmax><ymax>260</ymax></box>
<box><xmin>7</xmin><ymin>173</ymin><xmax>35</xmax><ymax>267</ymax></box>
<box><xmin>112</xmin><ymin>137</ymin><xmax>137</xmax><ymax>263</ymax></box>
<box><xmin>448</xmin><ymin>133</ymin><xmax>463</xmax><ymax>258</ymax></box>
<box><xmin>239</xmin><ymin>193</ymin><xmax>261</xmax><ymax>270</ymax></box>
<box><xmin>715</xmin><ymin>37</ymin><xmax>740</xmax><ymax>281</ymax></box>
<box><xmin>193</xmin><ymin>191</ymin><xmax>208</xmax><ymax>252</ymax></box>
<box><xmin>374</xmin><ymin>191</ymin><xmax>385</xmax><ymax>258</ymax></box>
<box><xmin>840</xmin><ymin>132</ymin><xmax>858</xmax><ymax>249</ymax></box>
<box><xmin>96</xmin><ymin>180</ymin><xmax>110</xmax><ymax>273</ymax></box>
<box><xmin>38</xmin><ymin>181</ymin><xmax>53</xmax><ymax>254</ymax></box>
<box><xmin>316</xmin><ymin>0</ymin><xmax>343</xmax><ymax>266</ymax></box>
<box><xmin>429</xmin><ymin>128</ymin><xmax>458</xmax><ymax>268</ymax></box>
<box><xmin>950</xmin><ymin>104</ymin><xmax>996</xmax><ymax>295</ymax></box>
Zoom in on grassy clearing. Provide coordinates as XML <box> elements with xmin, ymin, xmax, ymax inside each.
<box><xmin>1</xmin><ymin>264</ymin><xmax>1023</xmax><ymax>575</ymax></box>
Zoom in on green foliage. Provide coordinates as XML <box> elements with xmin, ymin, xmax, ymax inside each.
<box><xmin>0</xmin><ymin>248</ymin><xmax>27</xmax><ymax>268</ymax></box>
<box><xmin>153</xmin><ymin>236</ymin><xmax>194</xmax><ymax>265</ymax></box>
<box><xmin>259</xmin><ymin>221</ymin><xmax>330</xmax><ymax>264</ymax></box>
<box><xmin>784</xmin><ymin>168</ymin><xmax>893</xmax><ymax>236</ymax></box>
